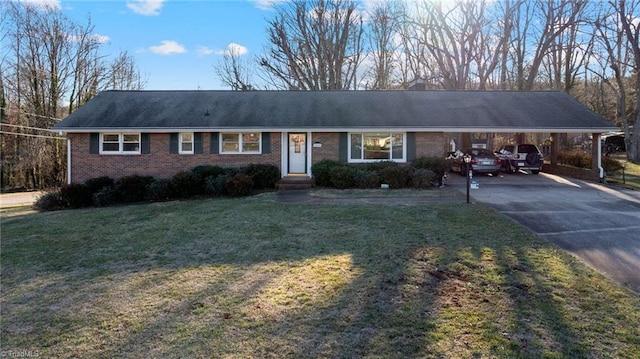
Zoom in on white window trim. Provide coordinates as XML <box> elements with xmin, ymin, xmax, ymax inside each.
<box><xmin>179</xmin><ymin>132</ymin><xmax>194</xmax><ymax>154</ymax></box>
<box><xmin>347</xmin><ymin>132</ymin><xmax>406</xmax><ymax>163</ymax></box>
<box><xmin>99</xmin><ymin>133</ymin><xmax>141</xmax><ymax>155</ymax></box>
<box><xmin>220</xmin><ymin>132</ymin><xmax>262</xmax><ymax>154</ymax></box>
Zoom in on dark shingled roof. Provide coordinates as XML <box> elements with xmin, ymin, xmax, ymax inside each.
<box><xmin>53</xmin><ymin>90</ymin><xmax>617</xmax><ymax>133</ymax></box>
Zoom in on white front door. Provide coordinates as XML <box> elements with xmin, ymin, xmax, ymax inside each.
<box><xmin>288</xmin><ymin>133</ymin><xmax>307</xmax><ymax>174</ymax></box>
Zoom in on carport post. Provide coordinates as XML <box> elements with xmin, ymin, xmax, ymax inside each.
<box><xmin>592</xmin><ymin>132</ymin><xmax>604</xmax><ymax>180</ymax></box>
<box><xmin>550</xmin><ymin>133</ymin><xmax>559</xmax><ymax>165</ymax></box>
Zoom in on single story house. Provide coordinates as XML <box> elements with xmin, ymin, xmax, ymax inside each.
<box><xmin>52</xmin><ymin>90</ymin><xmax>618</xmax><ymax>184</ymax></box>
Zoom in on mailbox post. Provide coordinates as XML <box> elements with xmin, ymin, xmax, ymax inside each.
<box><xmin>463</xmin><ymin>154</ymin><xmax>472</xmax><ymax>204</ymax></box>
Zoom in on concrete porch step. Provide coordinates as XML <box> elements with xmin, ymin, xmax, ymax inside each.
<box><xmin>277</xmin><ymin>176</ymin><xmax>314</xmax><ymax>190</ymax></box>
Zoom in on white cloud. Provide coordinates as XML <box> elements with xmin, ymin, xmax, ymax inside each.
<box><xmin>93</xmin><ymin>34</ymin><xmax>110</xmax><ymax>44</ymax></box>
<box><xmin>216</xmin><ymin>43</ymin><xmax>249</xmax><ymax>56</ymax></box>
<box><xmin>18</xmin><ymin>0</ymin><xmax>61</xmax><ymax>10</ymax></box>
<box><xmin>68</xmin><ymin>33</ymin><xmax>110</xmax><ymax>44</ymax></box>
<box><xmin>126</xmin><ymin>0</ymin><xmax>165</xmax><ymax>16</ymax></box>
<box><xmin>251</xmin><ymin>0</ymin><xmax>287</xmax><ymax>11</ymax></box>
<box><xmin>197</xmin><ymin>46</ymin><xmax>215</xmax><ymax>56</ymax></box>
<box><xmin>149</xmin><ymin>40</ymin><xmax>187</xmax><ymax>55</ymax></box>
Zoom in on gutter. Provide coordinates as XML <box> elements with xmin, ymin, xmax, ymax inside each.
<box><xmin>67</xmin><ymin>138</ymin><xmax>72</xmax><ymax>185</ymax></box>
<box><xmin>597</xmin><ymin>135</ymin><xmax>605</xmax><ymax>182</ymax></box>
<box><xmin>51</xmin><ymin>126</ymin><xmax>620</xmax><ymax>134</ymax></box>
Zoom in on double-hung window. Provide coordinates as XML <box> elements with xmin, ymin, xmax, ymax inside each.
<box><xmin>349</xmin><ymin>132</ymin><xmax>405</xmax><ymax>162</ymax></box>
<box><xmin>100</xmin><ymin>133</ymin><xmax>141</xmax><ymax>154</ymax></box>
<box><xmin>221</xmin><ymin>132</ymin><xmax>261</xmax><ymax>154</ymax></box>
<box><xmin>179</xmin><ymin>132</ymin><xmax>194</xmax><ymax>154</ymax></box>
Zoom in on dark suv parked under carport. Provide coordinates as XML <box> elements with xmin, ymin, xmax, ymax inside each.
<box><xmin>495</xmin><ymin>144</ymin><xmax>544</xmax><ymax>174</ymax></box>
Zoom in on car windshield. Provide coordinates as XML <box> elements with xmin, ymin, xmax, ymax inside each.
<box><xmin>501</xmin><ymin>146</ymin><xmax>514</xmax><ymax>154</ymax></box>
<box><xmin>467</xmin><ymin>149</ymin><xmax>493</xmax><ymax>157</ymax></box>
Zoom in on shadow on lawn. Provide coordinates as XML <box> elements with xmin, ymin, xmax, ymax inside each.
<box><xmin>1</xmin><ymin>198</ymin><xmax>638</xmax><ymax>358</ymax></box>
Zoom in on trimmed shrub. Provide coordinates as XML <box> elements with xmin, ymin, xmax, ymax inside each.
<box><xmin>411</xmin><ymin>168</ymin><xmax>438</xmax><ymax>189</ymax></box>
<box><xmin>191</xmin><ymin>165</ymin><xmax>225</xmax><ymax>190</ymax></box>
<box><xmin>222</xmin><ymin>167</ymin><xmax>241</xmax><ymax>177</ymax></box>
<box><xmin>34</xmin><ymin>191</ymin><xmax>64</xmax><ymax>211</ymax></box>
<box><xmin>146</xmin><ymin>178</ymin><xmax>174</xmax><ymax>202</ymax></box>
<box><xmin>84</xmin><ymin>176</ymin><xmax>115</xmax><ymax>194</ymax></box>
<box><xmin>311</xmin><ymin>159</ymin><xmax>342</xmax><ymax>187</ymax></box>
<box><xmin>379</xmin><ymin>164</ymin><xmax>410</xmax><ymax>189</ymax></box>
<box><xmin>412</xmin><ymin>157</ymin><xmax>451</xmax><ymax>181</ymax></box>
<box><xmin>171</xmin><ymin>171</ymin><xmax>200</xmax><ymax>198</ymax></box>
<box><xmin>558</xmin><ymin>150</ymin><xmax>591</xmax><ymax>168</ymax></box>
<box><xmin>59</xmin><ymin>183</ymin><xmax>93</xmax><ymax>208</ymax></box>
<box><xmin>116</xmin><ymin>175</ymin><xmax>154</xmax><ymax>203</ymax></box>
<box><xmin>362</xmin><ymin>161</ymin><xmax>397</xmax><ymax>173</ymax></box>
<box><xmin>244</xmin><ymin>163</ymin><xmax>280</xmax><ymax>189</ymax></box>
<box><xmin>557</xmin><ymin>150</ymin><xmax>624</xmax><ymax>175</ymax></box>
<box><xmin>352</xmin><ymin>168</ymin><xmax>381</xmax><ymax>189</ymax></box>
<box><xmin>329</xmin><ymin>165</ymin><xmax>356</xmax><ymax>189</ymax></box>
<box><xmin>205</xmin><ymin>174</ymin><xmax>228</xmax><ymax>196</ymax></box>
<box><xmin>225</xmin><ymin>173</ymin><xmax>254</xmax><ymax>197</ymax></box>
<box><xmin>93</xmin><ymin>187</ymin><xmax>119</xmax><ymax>207</ymax></box>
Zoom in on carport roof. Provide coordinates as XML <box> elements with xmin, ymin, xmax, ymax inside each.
<box><xmin>53</xmin><ymin>90</ymin><xmax>618</xmax><ymax>133</ymax></box>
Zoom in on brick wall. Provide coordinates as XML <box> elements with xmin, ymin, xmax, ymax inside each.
<box><xmin>310</xmin><ymin>132</ymin><xmax>448</xmax><ymax>165</ymax></box>
<box><xmin>310</xmin><ymin>133</ymin><xmax>341</xmax><ymax>163</ymax></box>
<box><xmin>69</xmin><ymin>132</ymin><xmax>281</xmax><ymax>183</ymax></box>
<box><xmin>69</xmin><ymin>131</ymin><xmax>449</xmax><ymax>183</ymax></box>
<box><xmin>415</xmin><ymin>132</ymin><xmax>447</xmax><ymax>157</ymax></box>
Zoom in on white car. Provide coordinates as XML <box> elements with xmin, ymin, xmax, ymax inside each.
<box><xmin>495</xmin><ymin>144</ymin><xmax>544</xmax><ymax>174</ymax></box>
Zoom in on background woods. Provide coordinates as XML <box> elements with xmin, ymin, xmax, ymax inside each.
<box><xmin>1</xmin><ymin>2</ymin><xmax>145</xmax><ymax>190</ymax></box>
<box><xmin>2</xmin><ymin>0</ymin><xmax>639</xmax><ymax>190</ymax></box>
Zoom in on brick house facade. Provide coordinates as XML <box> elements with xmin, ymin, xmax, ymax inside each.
<box><xmin>67</xmin><ymin>131</ymin><xmax>448</xmax><ymax>183</ymax></box>
<box><xmin>53</xmin><ymin>90</ymin><xmax>617</xmax><ymax>184</ymax></box>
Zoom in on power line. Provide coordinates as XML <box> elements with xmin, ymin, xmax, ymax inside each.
<box><xmin>0</xmin><ymin>122</ymin><xmax>55</xmax><ymax>132</ymax></box>
<box><xmin>0</xmin><ymin>131</ymin><xmax>65</xmax><ymax>140</ymax></box>
<box><xmin>0</xmin><ymin>106</ymin><xmax>63</xmax><ymax>122</ymax></box>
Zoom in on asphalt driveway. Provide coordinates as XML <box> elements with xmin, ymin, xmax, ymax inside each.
<box><xmin>447</xmin><ymin>171</ymin><xmax>640</xmax><ymax>294</ymax></box>
<box><xmin>0</xmin><ymin>191</ymin><xmax>42</xmax><ymax>208</ymax></box>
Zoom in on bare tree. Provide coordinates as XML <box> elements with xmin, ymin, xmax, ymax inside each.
<box><xmin>588</xmin><ymin>0</ymin><xmax>639</xmax><ymax>163</ymax></box>
<box><xmin>617</xmin><ymin>0</ymin><xmax>640</xmax><ymax>163</ymax></box>
<box><xmin>509</xmin><ymin>0</ymin><xmax>588</xmax><ymax>90</ymax></box>
<box><xmin>1</xmin><ymin>1</ymin><xmax>145</xmax><ymax>189</ymax></box>
<box><xmin>364</xmin><ymin>0</ymin><xmax>402</xmax><ymax>89</ymax></box>
<box><xmin>395</xmin><ymin>6</ymin><xmax>429</xmax><ymax>88</ymax></box>
<box><xmin>259</xmin><ymin>0</ymin><xmax>364</xmax><ymax>90</ymax></box>
<box><xmin>537</xmin><ymin>3</ymin><xmax>593</xmax><ymax>92</ymax></box>
<box><xmin>412</xmin><ymin>0</ymin><xmax>481</xmax><ymax>90</ymax></box>
<box><xmin>108</xmin><ymin>51</ymin><xmax>146</xmax><ymax>91</ymax></box>
<box><xmin>214</xmin><ymin>45</ymin><xmax>255</xmax><ymax>90</ymax></box>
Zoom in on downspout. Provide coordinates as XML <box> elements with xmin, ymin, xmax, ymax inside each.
<box><xmin>67</xmin><ymin>137</ymin><xmax>72</xmax><ymax>185</ymax></box>
<box><xmin>596</xmin><ymin>133</ymin><xmax>605</xmax><ymax>182</ymax></box>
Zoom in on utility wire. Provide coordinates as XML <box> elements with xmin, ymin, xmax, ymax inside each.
<box><xmin>0</xmin><ymin>107</ymin><xmax>63</xmax><ymax>122</ymax></box>
<box><xmin>0</xmin><ymin>122</ymin><xmax>55</xmax><ymax>132</ymax></box>
<box><xmin>0</xmin><ymin>130</ymin><xmax>65</xmax><ymax>140</ymax></box>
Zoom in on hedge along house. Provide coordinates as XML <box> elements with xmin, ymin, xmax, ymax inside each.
<box><xmin>52</xmin><ymin>90</ymin><xmax>618</xmax><ymax>185</ymax></box>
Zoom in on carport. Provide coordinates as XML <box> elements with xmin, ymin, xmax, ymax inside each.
<box><xmin>436</xmin><ymin>91</ymin><xmax>619</xmax><ymax>180</ymax></box>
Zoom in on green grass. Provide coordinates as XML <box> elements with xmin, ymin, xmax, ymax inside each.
<box><xmin>606</xmin><ymin>156</ymin><xmax>640</xmax><ymax>190</ymax></box>
<box><xmin>1</xmin><ymin>192</ymin><xmax>639</xmax><ymax>358</ymax></box>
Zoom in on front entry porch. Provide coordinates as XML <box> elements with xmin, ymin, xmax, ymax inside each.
<box><xmin>277</xmin><ymin>175</ymin><xmax>314</xmax><ymax>190</ymax></box>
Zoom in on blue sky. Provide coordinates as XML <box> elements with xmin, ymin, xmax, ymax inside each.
<box><xmin>54</xmin><ymin>0</ymin><xmax>279</xmax><ymax>90</ymax></box>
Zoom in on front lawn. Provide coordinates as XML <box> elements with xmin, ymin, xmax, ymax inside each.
<box><xmin>606</xmin><ymin>157</ymin><xmax>640</xmax><ymax>190</ymax></box>
<box><xmin>1</xmin><ymin>192</ymin><xmax>639</xmax><ymax>358</ymax></box>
